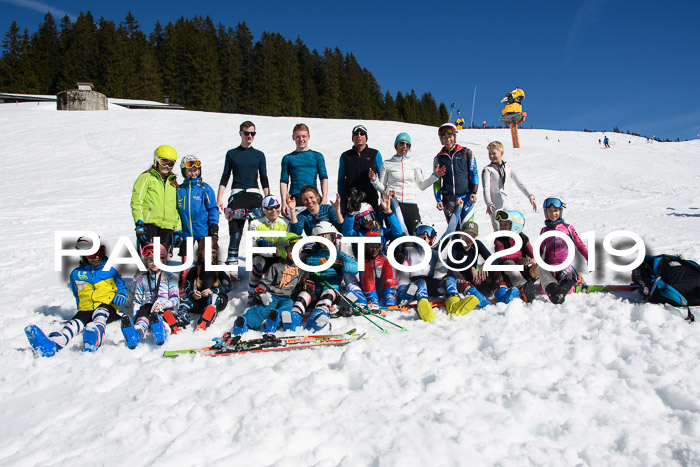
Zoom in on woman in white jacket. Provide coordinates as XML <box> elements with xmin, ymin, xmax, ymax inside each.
<box><xmin>369</xmin><ymin>132</ymin><xmax>446</xmax><ymax>234</ymax></box>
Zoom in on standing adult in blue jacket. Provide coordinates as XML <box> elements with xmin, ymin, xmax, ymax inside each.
<box><xmin>433</xmin><ymin>123</ymin><xmax>479</xmax><ymax>224</ymax></box>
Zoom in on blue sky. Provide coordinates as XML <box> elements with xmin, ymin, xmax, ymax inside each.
<box><xmin>2</xmin><ymin>0</ymin><xmax>699</xmax><ymax>140</ymax></box>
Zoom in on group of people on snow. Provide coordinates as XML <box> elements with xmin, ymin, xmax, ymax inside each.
<box><xmin>26</xmin><ymin>120</ymin><xmax>589</xmax><ymax>357</ymax></box>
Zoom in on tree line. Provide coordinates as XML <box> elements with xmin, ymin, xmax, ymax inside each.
<box><xmin>0</xmin><ymin>12</ymin><xmax>449</xmax><ymax>125</ymax></box>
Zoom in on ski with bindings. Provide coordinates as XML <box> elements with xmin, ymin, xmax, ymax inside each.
<box><xmin>333</xmin><ymin>300</ymin><xmax>446</xmax><ymax>317</ymax></box>
<box><xmin>163</xmin><ymin>328</ymin><xmax>364</xmax><ymax>357</ymax></box>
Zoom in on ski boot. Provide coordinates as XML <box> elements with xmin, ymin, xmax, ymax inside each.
<box><xmin>263</xmin><ymin>310</ymin><xmax>280</xmax><ymax>334</ymax></box>
<box><xmin>305</xmin><ymin>307</ymin><xmax>330</xmax><ymax>332</ymax></box>
<box><xmin>447</xmin><ymin>295</ymin><xmax>480</xmax><ymax>316</ymax></box>
<box><xmin>25</xmin><ymin>325</ymin><xmax>59</xmax><ymax>357</ymax></box>
<box><xmin>519</xmin><ymin>281</ymin><xmax>538</xmax><ymax>303</ymax></box>
<box><xmin>232</xmin><ymin>316</ymin><xmax>249</xmax><ymax>336</ymax></box>
<box><xmin>83</xmin><ymin>322</ymin><xmax>103</xmax><ymax>353</ymax></box>
<box><xmin>280</xmin><ymin>310</ymin><xmax>303</xmax><ymax>331</ymax></box>
<box><xmin>546</xmin><ymin>278</ymin><xmax>576</xmax><ymax>305</ymax></box>
<box><xmin>416</xmin><ymin>298</ymin><xmax>435</xmax><ymax>322</ymax></box>
<box><xmin>196</xmin><ymin>305</ymin><xmax>218</xmax><ymax>331</ymax></box>
<box><xmin>162</xmin><ymin>309</ymin><xmax>186</xmax><ymax>334</ymax></box>
<box><xmin>495</xmin><ymin>286</ymin><xmax>519</xmax><ymax>304</ymax></box>
<box><xmin>120</xmin><ymin>315</ymin><xmax>141</xmax><ymax>349</ymax></box>
<box><xmin>465</xmin><ymin>287</ymin><xmax>489</xmax><ymax>308</ymax></box>
<box><xmin>149</xmin><ymin>312</ymin><xmax>168</xmax><ymax>345</ymax></box>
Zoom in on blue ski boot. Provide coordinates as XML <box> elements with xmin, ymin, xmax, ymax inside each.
<box><xmin>232</xmin><ymin>316</ymin><xmax>249</xmax><ymax>336</ymax></box>
<box><xmin>149</xmin><ymin>313</ymin><xmax>167</xmax><ymax>346</ymax></box>
<box><xmin>305</xmin><ymin>308</ymin><xmax>330</xmax><ymax>332</ymax></box>
<box><xmin>466</xmin><ymin>287</ymin><xmax>489</xmax><ymax>308</ymax></box>
<box><xmin>83</xmin><ymin>322</ymin><xmax>103</xmax><ymax>353</ymax></box>
<box><xmin>120</xmin><ymin>315</ymin><xmax>141</xmax><ymax>349</ymax></box>
<box><xmin>280</xmin><ymin>310</ymin><xmax>302</xmax><ymax>331</ymax></box>
<box><xmin>263</xmin><ymin>310</ymin><xmax>280</xmax><ymax>334</ymax></box>
<box><xmin>495</xmin><ymin>287</ymin><xmax>520</xmax><ymax>304</ymax></box>
<box><xmin>25</xmin><ymin>325</ymin><xmax>59</xmax><ymax>357</ymax></box>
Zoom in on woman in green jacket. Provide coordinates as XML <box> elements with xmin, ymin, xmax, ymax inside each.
<box><xmin>130</xmin><ymin>145</ymin><xmax>183</xmax><ymax>253</ymax></box>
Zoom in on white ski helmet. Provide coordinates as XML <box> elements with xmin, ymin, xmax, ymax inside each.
<box><xmin>180</xmin><ymin>155</ymin><xmax>201</xmax><ymax>177</ymax></box>
<box><xmin>438</xmin><ymin>122</ymin><xmax>458</xmax><ymax>137</ymax></box>
<box><xmin>312</xmin><ymin>221</ymin><xmax>338</xmax><ymax>237</ymax></box>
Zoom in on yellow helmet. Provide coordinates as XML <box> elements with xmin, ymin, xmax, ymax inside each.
<box><xmin>153</xmin><ymin>145</ymin><xmax>177</xmax><ymax>166</ymax></box>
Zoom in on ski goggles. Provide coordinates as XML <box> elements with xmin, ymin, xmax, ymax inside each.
<box><xmin>84</xmin><ymin>245</ymin><xmax>106</xmax><ymax>260</ymax></box>
<box><xmin>495</xmin><ymin>210</ymin><xmax>511</xmax><ymax>221</ymax></box>
<box><xmin>141</xmin><ymin>243</ymin><xmax>168</xmax><ymax>258</ymax></box>
<box><xmin>365</xmin><ymin>242</ymin><xmax>382</xmax><ymax>251</ymax></box>
<box><xmin>157</xmin><ymin>158</ymin><xmax>175</xmax><ymax>168</ymax></box>
<box><xmin>415</xmin><ymin>225</ymin><xmax>436</xmax><ymax>239</ymax></box>
<box><xmin>182</xmin><ymin>159</ymin><xmax>201</xmax><ymax>169</ymax></box>
<box><xmin>358</xmin><ymin>212</ymin><xmax>376</xmax><ymax>224</ymax></box>
<box><xmin>543</xmin><ymin>198</ymin><xmax>566</xmax><ymax>209</ymax></box>
<box><xmin>438</xmin><ymin>127</ymin><xmax>456</xmax><ymax>137</ymax></box>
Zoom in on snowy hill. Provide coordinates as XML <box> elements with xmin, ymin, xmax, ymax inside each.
<box><xmin>1</xmin><ymin>102</ymin><xmax>699</xmax><ymax>465</ymax></box>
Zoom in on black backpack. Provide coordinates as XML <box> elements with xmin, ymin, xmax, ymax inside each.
<box><xmin>632</xmin><ymin>254</ymin><xmax>700</xmax><ymax>322</ymax></box>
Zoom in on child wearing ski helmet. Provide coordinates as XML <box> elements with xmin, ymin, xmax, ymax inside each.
<box><xmin>482</xmin><ymin>141</ymin><xmax>537</xmax><ymax>230</ymax></box>
<box><xmin>130</xmin><ymin>145</ymin><xmax>183</xmax><ymax>254</ymax></box>
<box><xmin>177</xmin><ymin>241</ymin><xmax>232</xmax><ymax>332</ymax></box>
<box><xmin>369</xmin><ymin>132</ymin><xmax>446</xmax><ymax>234</ymax></box>
<box><xmin>539</xmin><ymin>197</ymin><xmax>589</xmax><ymax>304</ymax></box>
<box><xmin>233</xmin><ymin>233</ymin><xmax>308</xmax><ymax>336</ymax></box>
<box><xmin>433</xmin><ymin>123</ymin><xmax>479</xmax><ymax>225</ymax></box>
<box><xmin>360</xmin><ymin>231</ymin><xmax>398</xmax><ymax>307</ymax></box>
<box><xmin>120</xmin><ymin>243</ymin><xmax>180</xmax><ymax>348</ymax></box>
<box><xmin>176</xmin><ymin>154</ymin><xmax>220</xmax><ymax>252</ymax></box>
<box><xmin>341</xmin><ymin>191</ymin><xmax>403</xmax><ymax>246</ymax></box>
<box><xmin>247</xmin><ymin>195</ymin><xmax>289</xmax><ymax>296</ymax></box>
<box><xmin>25</xmin><ymin>237</ymin><xmax>128</xmax><ymax>357</ymax></box>
<box><xmin>493</xmin><ymin>209</ymin><xmax>539</xmax><ymax>302</ymax></box>
<box><xmin>288</xmin><ymin>185</ymin><xmax>343</xmax><ymax>236</ymax></box>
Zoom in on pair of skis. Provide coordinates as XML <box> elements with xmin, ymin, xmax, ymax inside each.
<box><xmin>163</xmin><ymin>328</ymin><xmax>364</xmax><ymax>357</ymax></box>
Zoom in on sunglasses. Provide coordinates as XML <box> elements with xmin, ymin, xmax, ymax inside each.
<box><xmin>264</xmin><ymin>205</ymin><xmax>280</xmax><ymax>211</ymax></box>
<box><xmin>439</xmin><ymin>128</ymin><xmax>456</xmax><ymax>137</ymax></box>
<box><xmin>365</xmin><ymin>243</ymin><xmax>382</xmax><ymax>250</ymax></box>
<box><xmin>353</xmin><ymin>130</ymin><xmax>367</xmax><ymax>137</ymax></box>
<box><xmin>543</xmin><ymin>198</ymin><xmax>566</xmax><ymax>209</ymax></box>
<box><xmin>242</xmin><ymin>131</ymin><xmax>257</xmax><ymax>136</ymax></box>
<box><xmin>158</xmin><ymin>158</ymin><xmax>175</xmax><ymax>168</ymax></box>
<box><xmin>397</xmin><ymin>141</ymin><xmax>411</xmax><ymax>147</ymax></box>
<box><xmin>183</xmin><ymin>159</ymin><xmax>201</xmax><ymax>169</ymax></box>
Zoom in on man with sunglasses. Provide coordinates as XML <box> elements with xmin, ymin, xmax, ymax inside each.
<box><xmin>338</xmin><ymin>125</ymin><xmax>382</xmax><ymax>217</ymax></box>
<box><xmin>433</xmin><ymin>123</ymin><xmax>479</xmax><ymax>225</ymax></box>
<box><xmin>217</xmin><ymin>121</ymin><xmax>270</xmax><ymax>271</ymax></box>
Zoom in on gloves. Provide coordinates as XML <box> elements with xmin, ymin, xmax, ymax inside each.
<box><xmin>112</xmin><ymin>293</ymin><xmax>127</xmax><ymax>307</ymax></box>
<box><xmin>331</xmin><ymin>260</ymin><xmax>344</xmax><ymax>272</ymax></box>
<box><xmin>209</xmin><ymin>224</ymin><xmax>219</xmax><ymax>240</ymax></box>
<box><xmin>254</xmin><ymin>286</ymin><xmax>272</xmax><ymax>306</ymax></box>
<box><xmin>256</xmin><ymin>238</ymin><xmax>272</xmax><ymax>248</ymax></box>
<box><xmin>135</xmin><ymin>220</ymin><xmax>148</xmax><ymax>244</ymax></box>
<box><xmin>346</xmin><ymin>187</ymin><xmax>366</xmax><ymax>214</ymax></box>
<box><xmin>173</xmin><ymin>230</ymin><xmax>184</xmax><ymax>248</ymax></box>
<box><xmin>301</xmin><ymin>278</ymin><xmax>317</xmax><ymax>294</ymax></box>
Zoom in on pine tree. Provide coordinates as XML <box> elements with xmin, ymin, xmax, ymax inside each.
<box><xmin>217</xmin><ymin>23</ymin><xmax>241</xmax><ymax>113</ymax></box>
<box><xmin>382</xmin><ymin>91</ymin><xmax>399</xmax><ymax>121</ymax></box>
<box><xmin>295</xmin><ymin>38</ymin><xmax>319</xmax><ymax>117</ymax></box>
<box><xmin>438</xmin><ymin>102</ymin><xmax>449</xmax><ymax>123</ymax></box>
<box><xmin>233</xmin><ymin>22</ymin><xmax>254</xmax><ymax>114</ymax></box>
<box><xmin>28</xmin><ymin>13</ymin><xmax>60</xmax><ymax>94</ymax></box>
<box><xmin>1</xmin><ymin>21</ymin><xmax>23</xmax><ymax>91</ymax></box>
<box><xmin>318</xmin><ymin>47</ymin><xmax>342</xmax><ymax>118</ymax></box>
<box><xmin>57</xmin><ymin>12</ymin><xmax>99</xmax><ymax>91</ymax></box>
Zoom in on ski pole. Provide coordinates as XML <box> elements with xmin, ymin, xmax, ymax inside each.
<box><xmin>312</xmin><ymin>273</ymin><xmax>390</xmax><ymax>333</ymax></box>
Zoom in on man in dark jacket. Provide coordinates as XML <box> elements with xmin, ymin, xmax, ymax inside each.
<box><xmin>337</xmin><ymin>125</ymin><xmax>383</xmax><ymax>217</ymax></box>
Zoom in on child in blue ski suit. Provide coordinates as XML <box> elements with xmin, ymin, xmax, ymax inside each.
<box><xmin>120</xmin><ymin>243</ymin><xmax>180</xmax><ymax>348</ymax></box>
<box><xmin>25</xmin><ymin>237</ymin><xmax>128</xmax><ymax>357</ymax></box>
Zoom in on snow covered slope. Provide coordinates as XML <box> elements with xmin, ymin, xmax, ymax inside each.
<box><xmin>1</xmin><ymin>102</ymin><xmax>699</xmax><ymax>465</ymax></box>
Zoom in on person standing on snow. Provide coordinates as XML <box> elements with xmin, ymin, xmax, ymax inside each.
<box><xmin>482</xmin><ymin>140</ymin><xmax>537</xmax><ymax>230</ymax></box>
<box><xmin>217</xmin><ymin>121</ymin><xmax>270</xmax><ymax>271</ymax></box>
<box><xmin>280</xmin><ymin>123</ymin><xmax>329</xmax><ymax>217</ymax></box>
<box><xmin>130</xmin><ymin>145</ymin><xmax>183</xmax><ymax>254</ymax></box>
<box><xmin>338</xmin><ymin>125</ymin><xmax>383</xmax><ymax>218</ymax></box>
<box><xmin>370</xmin><ymin>132</ymin><xmax>446</xmax><ymax>234</ymax></box>
<box><xmin>433</xmin><ymin>123</ymin><xmax>479</xmax><ymax>225</ymax></box>
<box><xmin>603</xmin><ymin>136</ymin><xmax>610</xmax><ymax>148</ymax></box>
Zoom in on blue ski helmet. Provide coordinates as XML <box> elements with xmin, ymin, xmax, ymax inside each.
<box><xmin>495</xmin><ymin>210</ymin><xmax>525</xmax><ymax>234</ymax></box>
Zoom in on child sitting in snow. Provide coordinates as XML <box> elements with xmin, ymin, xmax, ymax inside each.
<box><xmin>482</xmin><ymin>141</ymin><xmax>537</xmax><ymax>230</ymax></box>
<box><xmin>539</xmin><ymin>197</ymin><xmax>588</xmax><ymax>304</ymax></box>
<box><xmin>177</xmin><ymin>241</ymin><xmax>232</xmax><ymax>332</ymax></box>
<box><xmin>493</xmin><ymin>209</ymin><xmax>539</xmax><ymax>302</ymax></box>
<box><xmin>25</xmin><ymin>236</ymin><xmax>128</xmax><ymax>357</ymax></box>
<box><xmin>120</xmin><ymin>243</ymin><xmax>180</xmax><ymax>348</ymax></box>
